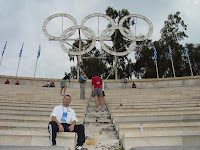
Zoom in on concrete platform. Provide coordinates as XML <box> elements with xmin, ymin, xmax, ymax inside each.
<box><xmin>0</xmin><ymin>130</ymin><xmax>76</xmax><ymax>150</ymax></box>
<box><xmin>130</xmin><ymin>146</ymin><xmax>200</xmax><ymax>150</ymax></box>
<box><xmin>122</xmin><ymin>131</ymin><xmax>200</xmax><ymax>150</ymax></box>
<box><xmin>0</xmin><ymin>146</ymin><xmax>70</xmax><ymax>150</ymax></box>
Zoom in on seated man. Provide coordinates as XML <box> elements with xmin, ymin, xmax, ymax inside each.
<box><xmin>132</xmin><ymin>82</ymin><xmax>136</xmax><ymax>88</ymax></box>
<box><xmin>49</xmin><ymin>81</ymin><xmax>55</xmax><ymax>87</ymax></box>
<box><xmin>15</xmin><ymin>80</ymin><xmax>20</xmax><ymax>85</ymax></box>
<box><xmin>42</xmin><ymin>81</ymin><xmax>50</xmax><ymax>87</ymax></box>
<box><xmin>48</xmin><ymin>95</ymin><xmax>87</xmax><ymax>150</ymax></box>
<box><xmin>5</xmin><ymin>79</ymin><xmax>9</xmax><ymax>84</ymax></box>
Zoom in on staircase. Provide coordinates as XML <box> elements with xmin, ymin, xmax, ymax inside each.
<box><xmin>84</xmin><ymin>96</ymin><xmax>120</xmax><ymax>150</ymax></box>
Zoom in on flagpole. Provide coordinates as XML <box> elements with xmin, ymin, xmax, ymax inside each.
<box><xmin>16</xmin><ymin>57</ymin><xmax>21</xmax><ymax>76</ymax></box>
<box><xmin>16</xmin><ymin>42</ymin><xmax>24</xmax><ymax>76</ymax></box>
<box><xmin>171</xmin><ymin>57</ymin><xmax>176</xmax><ymax>77</ymax></box>
<box><xmin>155</xmin><ymin>59</ymin><xmax>159</xmax><ymax>78</ymax></box>
<box><xmin>34</xmin><ymin>58</ymin><xmax>38</xmax><ymax>78</ymax></box>
<box><xmin>0</xmin><ymin>56</ymin><xmax>3</xmax><ymax>68</ymax></box>
<box><xmin>187</xmin><ymin>54</ymin><xmax>193</xmax><ymax>76</ymax></box>
<box><xmin>34</xmin><ymin>44</ymin><xmax>41</xmax><ymax>78</ymax></box>
<box><xmin>185</xmin><ymin>45</ymin><xmax>193</xmax><ymax>76</ymax></box>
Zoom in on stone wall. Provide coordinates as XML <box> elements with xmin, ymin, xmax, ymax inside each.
<box><xmin>0</xmin><ymin>75</ymin><xmax>200</xmax><ymax>89</ymax></box>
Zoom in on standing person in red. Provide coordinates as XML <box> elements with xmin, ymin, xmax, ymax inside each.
<box><xmin>4</xmin><ymin>79</ymin><xmax>9</xmax><ymax>84</ymax></box>
<box><xmin>92</xmin><ymin>72</ymin><xmax>103</xmax><ymax>112</ymax></box>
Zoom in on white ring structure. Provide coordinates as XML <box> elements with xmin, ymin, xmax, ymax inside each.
<box><xmin>42</xmin><ymin>13</ymin><xmax>77</xmax><ymax>40</ymax></box>
<box><xmin>119</xmin><ymin>14</ymin><xmax>153</xmax><ymax>41</ymax></box>
<box><xmin>99</xmin><ymin>26</ymin><xmax>136</xmax><ymax>56</ymax></box>
<box><xmin>81</xmin><ymin>13</ymin><xmax>115</xmax><ymax>39</ymax></box>
<box><xmin>59</xmin><ymin>25</ymin><xmax>96</xmax><ymax>55</ymax></box>
<box><xmin>43</xmin><ymin>13</ymin><xmax>153</xmax><ymax>56</ymax></box>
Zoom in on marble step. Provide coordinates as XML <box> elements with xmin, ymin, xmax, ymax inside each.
<box><xmin>0</xmin><ymin>114</ymin><xmax>84</xmax><ymax>124</ymax></box>
<box><xmin>118</xmin><ymin>126</ymin><xmax>200</xmax><ymax>139</ymax></box>
<box><xmin>0</xmin><ymin>130</ymin><xmax>76</xmax><ymax>150</ymax></box>
<box><xmin>0</xmin><ymin>105</ymin><xmax>87</xmax><ymax>113</ymax></box>
<box><xmin>130</xmin><ymin>146</ymin><xmax>200</xmax><ymax>150</ymax></box>
<box><xmin>122</xmin><ymin>130</ymin><xmax>200</xmax><ymax>150</ymax></box>
<box><xmin>113</xmin><ymin>114</ymin><xmax>200</xmax><ymax>124</ymax></box>
<box><xmin>0</xmin><ymin>146</ymin><xmax>70</xmax><ymax>150</ymax></box>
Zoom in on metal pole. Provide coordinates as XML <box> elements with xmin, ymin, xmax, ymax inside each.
<box><xmin>34</xmin><ymin>58</ymin><xmax>38</xmax><ymax>78</ymax></box>
<box><xmin>16</xmin><ymin>57</ymin><xmax>21</xmax><ymax>76</ymax></box>
<box><xmin>77</xmin><ymin>28</ymin><xmax>82</xmax><ymax>80</ymax></box>
<box><xmin>113</xmin><ymin>29</ymin><xmax>118</xmax><ymax>80</ymax></box>
<box><xmin>171</xmin><ymin>58</ymin><xmax>176</xmax><ymax>77</ymax></box>
<box><xmin>0</xmin><ymin>56</ymin><xmax>3</xmax><ymax>68</ymax></box>
<box><xmin>187</xmin><ymin>55</ymin><xmax>193</xmax><ymax>76</ymax></box>
<box><xmin>155</xmin><ymin>59</ymin><xmax>159</xmax><ymax>78</ymax></box>
<box><xmin>98</xmin><ymin>16</ymin><xmax>99</xmax><ymax>37</ymax></box>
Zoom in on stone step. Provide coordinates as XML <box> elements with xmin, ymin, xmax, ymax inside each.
<box><xmin>109</xmin><ymin>106</ymin><xmax>200</xmax><ymax>113</ymax></box>
<box><xmin>0</xmin><ymin>130</ymin><xmax>76</xmax><ymax>150</ymax></box>
<box><xmin>0</xmin><ymin>114</ymin><xmax>84</xmax><ymax>124</ymax></box>
<box><xmin>0</xmin><ymin>103</ymin><xmax>87</xmax><ymax>109</ymax></box>
<box><xmin>0</xmin><ymin>100</ymin><xmax>88</xmax><ymax>106</ymax></box>
<box><xmin>84</xmin><ymin>117</ymin><xmax>111</xmax><ymax>123</ymax></box>
<box><xmin>107</xmin><ymin>104</ymin><xmax>200</xmax><ymax>109</ymax></box>
<box><xmin>0</xmin><ymin>146</ymin><xmax>70</xmax><ymax>150</ymax></box>
<box><xmin>118</xmin><ymin>121</ymin><xmax>200</xmax><ymax>130</ymax></box>
<box><xmin>130</xmin><ymin>146</ymin><xmax>200</xmax><ymax>150</ymax></box>
<box><xmin>119</xmin><ymin>126</ymin><xmax>200</xmax><ymax>139</ymax></box>
<box><xmin>0</xmin><ymin>110</ymin><xmax>85</xmax><ymax>117</ymax></box>
<box><xmin>114</xmin><ymin>115</ymin><xmax>200</xmax><ymax>130</ymax></box>
<box><xmin>112</xmin><ymin>114</ymin><xmax>200</xmax><ymax>124</ymax></box>
<box><xmin>111</xmin><ymin>110</ymin><xmax>200</xmax><ymax>118</ymax></box>
<box><xmin>0</xmin><ymin>105</ymin><xmax>87</xmax><ymax>113</ymax></box>
<box><xmin>122</xmin><ymin>130</ymin><xmax>200</xmax><ymax>150</ymax></box>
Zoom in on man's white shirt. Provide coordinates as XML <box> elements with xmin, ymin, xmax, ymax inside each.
<box><xmin>50</xmin><ymin>105</ymin><xmax>78</xmax><ymax>124</ymax></box>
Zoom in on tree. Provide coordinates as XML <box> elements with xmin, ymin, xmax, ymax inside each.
<box><xmin>133</xmin><ymin>11</ymin><xmax>189</xmax><ymax>78</ymax></box>
<box><xmin>105</xmin><ymin>7</ymin><xmax>135</xmax><ymax>79</ymax></box>
<box><xmin>67</xmin><ymin>7</ymin><xmax>136</xmax><ymax>79</ymax></box>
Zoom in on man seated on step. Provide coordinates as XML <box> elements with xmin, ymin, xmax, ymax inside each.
<box><xmin>48</xmin><ymin>95</ymin><xmax>87</xmax><ymax>150</ymax></box>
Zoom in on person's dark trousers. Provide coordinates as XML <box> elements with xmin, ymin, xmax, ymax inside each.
<box><xmin>48</xmin><ymin>121</ymin><xmax>85</xmax><ymax>146</ymax></box>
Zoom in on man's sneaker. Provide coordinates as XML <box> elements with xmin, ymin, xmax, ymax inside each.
<box><xmin>75</xmin><ymin>146</ymin><xmax>88</xmax><ymax>150</ymax></box>
<box><xmin>101</xmin><ymin>108</ymin><xmax>104</xmax><ymax>112</ymax></box>
<box><xmin>95</xmin><ymin>108</ymin><xmax>98</xmax><ymax>112</ymax></box>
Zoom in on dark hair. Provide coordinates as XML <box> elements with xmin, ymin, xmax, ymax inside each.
<box><xmin>63</xmin><ymin>94</ymin><xmax>71</xmax><ymax>100</ymax></box>
<box><xmin>63</xmin><ymin>75</ymin><xmax>70</xmax><ymax>80</ymax></box>
<box><xmin>94</xmin><ymin>72</ymin><xmax>99</xmax><ymax>76</ymax></box>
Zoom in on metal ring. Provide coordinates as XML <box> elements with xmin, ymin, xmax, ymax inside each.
<box><xmin>42</xmin><ymin>13</ymin><xmax>77</xmax><ymax>40</ymax></box>
<box><xmin>81</xmin><ymin>13</ymin><xmax>116</xmax><ymax>39</ymax></box>
<box><xmin>119</xmin><ymin>14</ymin><xmax>153</xmax><ymax>41</ymax></box>
<box><xmin>99</xmin><ymin>26</ymin><xmax>136</xmax><ymax>56</ymax></box>
<box><xmin>59</xmin><ymin>25</ymin><xmax>96</xmax><ymax>55</ymax></box>
<box><xmin>43</xmin><ymin>13</ymin><xmax>153</xmax><ymax>56</ymax></box>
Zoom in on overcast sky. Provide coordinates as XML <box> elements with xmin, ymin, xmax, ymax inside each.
<box><xmin>0</xmin><ymin>0</ymin><xmax>199</xmax><ymax>79</ymax></box>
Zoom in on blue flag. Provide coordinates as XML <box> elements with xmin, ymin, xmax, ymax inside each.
<box><xmin>185</xmin><ymin>45</ymin><xmax>189</xmax><ymax>58</ymax></box>
<box><xmin>153</xmin><ymin>46</ymin><xmax>157</xmax><ymax>60</ymax></box>
<box><xmin>37</xmin><ymin>45</ymin><xmax>41</xmax><ymax>59</ymax></box>
<box><xmin>2</xmin><ymin>41</ymin><xmax>7</xmax><ymax>56</ymax></box>
<box><xmin>19</xmin><ymin>42</ymin><xmax>24</xmax><ymax>57</ymax></box>
<box><xmin>169</xmin><ymin>46</ymin><xmax>172</xmax><ymax>60</ymax></box>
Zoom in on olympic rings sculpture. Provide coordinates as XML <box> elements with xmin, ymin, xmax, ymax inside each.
<box><xmin>42</xmin><ymin>13</ymin><xmax>153</xmax><ymax>56</ymax></box>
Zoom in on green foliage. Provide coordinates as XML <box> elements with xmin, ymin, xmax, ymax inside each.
<box><xmin>69</xmin><ymin>9</ymin><xmax>199</xmax><ymax>79</ymax></box>
<box><xmin>133</xmin><ymin>11</ymin><xmax>199</xmax><ymax>78</ymax></box>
